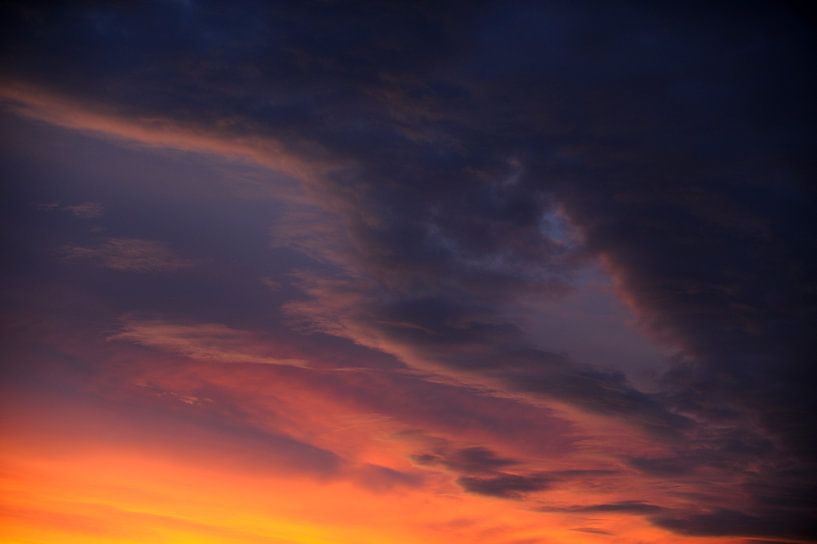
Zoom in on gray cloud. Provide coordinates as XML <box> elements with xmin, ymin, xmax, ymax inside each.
<box><xmin>457</xmin><ymin>472</ymin><xmax>551</xmax><ymax>499</ymax></box>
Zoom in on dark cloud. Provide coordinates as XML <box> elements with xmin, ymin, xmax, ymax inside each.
<box><xmin>2</xmin><ymin>0</ymin><xmax>815</xmax><ymax>539</ymax></box>
<box><xmin>543</xmin><ymin>501</ymin><xmax>663</xmax><ymax>515</ymax></box>
<box><xmin>457</xmin><ymin>472</ymin><xmax>551</xmax><ymax>499</ymax></box>
<box><xmin>412</xmin><ymin>445</ymin><xmax>520</xmax><ymax>475</ymax></box>
<box><xmin>572</xmin><ymin>527</ymin><xmax>612</xmax><ymax>535</ymax></box>
<box><xmin>416</xmin><ymin>445</ymin><xmax>612</xmax><ymax>501</ymax></box>
<box><xmin>441</xmin><ymin>446</ymin><xmax>519</xmax><ymax>474</ymax></box>
<box><xmin>651</xmin><ymin>507</ymin><xmax>817</xmax><ymax>541</ymax></box>
<box><xmin>626</xmin><ymin>456</ymin><xmax>692</xmax><ymax>477</ymax></box>
<box><xmin>744</xmin><ymin>540</ymin><xmax>804</xmax><ymax>544</ymax></box>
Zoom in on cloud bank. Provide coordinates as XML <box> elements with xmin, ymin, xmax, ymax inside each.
<box><xmin>2</xmin><ymin>1</ymin><xmax>815</xmax><ymax>541</ymax></box>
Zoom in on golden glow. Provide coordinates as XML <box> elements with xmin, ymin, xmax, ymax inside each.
<box><xmin>1</xmin><ymin>382</ymin><xmax>744</xmax><ymax>544</ymax></box>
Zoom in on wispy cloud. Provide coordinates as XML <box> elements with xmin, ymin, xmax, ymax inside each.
<box><xmin>36</xmin><ymin>201</ymin><xmax>105</xmax><ymax>218</ymax></box>
<box><xmin>64</xmin><ymin>201</ymin><xmax>105</xmax><ymax>218</ymax></box>
<box><xmin>63</xmin><ymin>238</ymin><xmax>192</xmax><ymax>272</ymax></box>
<box><xmin>0</xmin><ymin>82</ymin><xmax>328</xmax><ymax>183</ymax></box>
<box><xmin>109</xmin><ymin>318</ymin><xmax>309</xmax><ymax>368</ymax></box>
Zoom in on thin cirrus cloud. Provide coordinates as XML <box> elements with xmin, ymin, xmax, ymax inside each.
<box><xmin>0</xmin><ymin>82</ymin><xmax>329</xmax><ymax>185</ymax></box>
<box><xmin>36</xmin><ymin>201</ymin><xmax>105</xmax><ymax>218</ymax></box>
<box><xmin>109</xmin><ymin>319</ymin><xmax>310</xmax><ymax>368</ymax></box>
<box><xmin>62</xmin><ymin>237</ymin><xmax>192</xmax><ymax>273</ymax></box>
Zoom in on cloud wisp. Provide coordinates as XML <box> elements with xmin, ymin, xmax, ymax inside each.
<box><xmin>110</xmin><ymin>319</ymin><xmax>310</xmax><ymax>368</ymax></box>
<box><xmin>63</xmin><ymin>238</ymin><xmax>192</xmax><ymax>273</ymax></box>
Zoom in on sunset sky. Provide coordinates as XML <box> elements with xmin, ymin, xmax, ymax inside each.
<box><xmin>1</xmin><ymin>2</ymin><xmax>815</xmax><ymax>543</ymax></box>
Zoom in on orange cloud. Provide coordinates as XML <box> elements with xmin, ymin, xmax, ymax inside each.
<box><xmin>0</xmin><ymin>317</ymin><xmax>749</xmax><ymax>544</ymax></box>
<box><xmin>110</xmin><ymin>318</ymin><xmax>310</xmax><ymax>367</ymax></box>
<box><xmin>0</xmin><ymin>81</ymin><xmax>332</xmax><ymax>183</ymax></box>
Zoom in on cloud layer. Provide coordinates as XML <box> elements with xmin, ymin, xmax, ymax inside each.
<box><xmin>1</xmin><ymin>1</ymin><xmax>815</xmax><ymax>542</ymax></box>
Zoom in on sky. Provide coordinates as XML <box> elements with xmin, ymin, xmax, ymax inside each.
<box><xmin>0</xmin><ymin>2</ymin><xmax>815</xmax><ymax>543</ymax></box>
